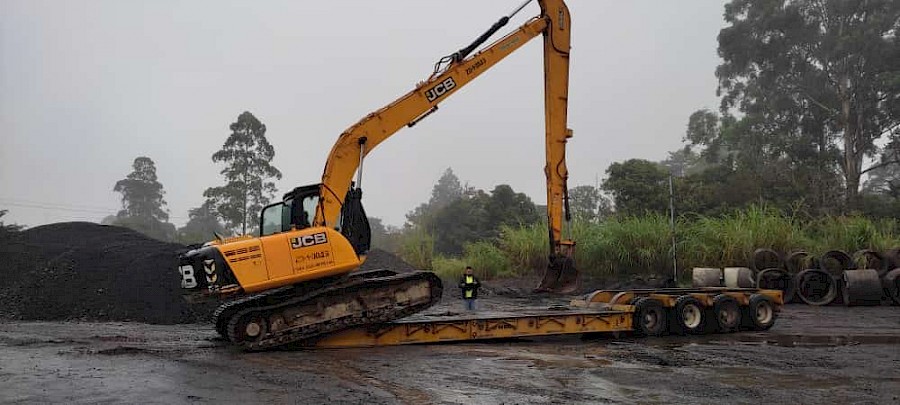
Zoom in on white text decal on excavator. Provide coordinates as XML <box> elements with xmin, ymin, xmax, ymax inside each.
<box><xmin>290</xmin><ymin>233</ymin><xmax>328</xmax><ymax>249</ymax></box>
<box><xmin>425</xmin><ymin>77</ymin><xmax>456</xmax><ymax>102</ymax></box>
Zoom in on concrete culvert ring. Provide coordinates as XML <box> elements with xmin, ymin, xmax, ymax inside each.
<box><xmin>756</xmin><ymin>268</ymin><xmax>796</xmax><ymax>303</ymax></box>
<box><xmin>672</xmin><ymin>295</ymin><xmax>705</xmax><ymax>335</ymax></box>
<box><xmin>632</xmin><ymin>298</ymin><xmax>667</xmax><ymax>337</ymax></box>
<box><xmin>692</xmin><ymin>267</ymin><xmax>722</xmax><ymax>287</ymax></box>
<box><xmin>820</xmin><ymin>250</ymin><xmax>854</xmax><ymax>276</ymax></box>
<box><xmin>743</xmin><ymin>294</ymin><xmax>777</xmax><ymax>331</ymax></box>
<box><xmin>885</xmin><ymin>248</ymin><xmax>900</xmax><ymax>269</ymax></box>
<box><xmin>712</xmin><ymin>295</ymin><xmax>741</xmax><ymax>332</ymax></box>
<box><xmin>796</xmin><ymin>268</ymin><xmax>838</xmax><ymax>306</ymax></box>
<box><xmin>883</xmin><ymin>268</ymin><xmax>900</xmax><ymax>306</ymax></box>
<box><xmin>853</xmin><ymin>250</ymin><xmax>889</xmax><ymax>278</ymax></box>
<box><xmin>752</xmin><ymin>248</ymin><xmax>783</xmax><ymax>271</ymax></box>
<box><xmin>841</xmin><ymin>269</ymin><xmax>884</xmax><ymax>306</ymax></box>
<box><xmin>786</xmin><ymin>250</ymin><xmax>815</xmax><ymax>275</ymax></box>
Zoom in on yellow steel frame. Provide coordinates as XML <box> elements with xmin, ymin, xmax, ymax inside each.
<box><xmin>311</xmin><ymin>288</ymin><xmax>784</xmax><ymax>348</ymax></box>
<box><xmin>313</xmin><ymin>309</ymin><xmax>631</xmax><ymax>348</ymax></box>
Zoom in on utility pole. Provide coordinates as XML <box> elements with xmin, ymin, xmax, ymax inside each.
<box><xmin>668</xmin><ymin>173</ymin><xmax>677</xmax><ymax>284</ymax></box>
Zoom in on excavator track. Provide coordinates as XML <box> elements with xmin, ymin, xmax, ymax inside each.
<box><xmin>217</xmin><ymin>270</ymin><xmax>442</xmax><ymax>351</ymax></box>
<box><xmin>212</xmin><ymin>269</ymin><xmax>398</xmax><ymax>338</ymax></box>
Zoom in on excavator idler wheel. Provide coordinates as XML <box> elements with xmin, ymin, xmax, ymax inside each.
<box><xmin>228</xmin><ymin>310</ymin><xmax>269</xmax><ymax>344</ymax></box>
<box><xmin>712</xmin><ymin>295</ymin><xmax>741</xmax><ymax>333</ymax></box>
<box><xmin>742</xmin><ymin>294</ymin><xmax>776</xmax><ymax>331</ymax></box>
<box><xmin>670</xmin><ymin>295</ymin><xmax>705</xmax><ymax>335</ymax></box>
<box><xmin>632</xmin><ymin>298</ymin><xmax>667</xmax><ymax>337</ymax></box>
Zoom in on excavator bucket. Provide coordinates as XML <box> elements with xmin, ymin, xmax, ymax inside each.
<box><xmin>534</xmin><ymin>253</ymin><xmax>578</xmax><ymax>294</ymax></box>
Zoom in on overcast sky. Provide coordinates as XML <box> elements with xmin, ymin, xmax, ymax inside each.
<box><xmin>1</xmin><ymin>0</ymin><xmax>727</xmax><ymax>229</ymax></box>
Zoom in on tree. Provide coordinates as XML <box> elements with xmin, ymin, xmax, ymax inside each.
<box><xmin>684</xmin><ymin>109</ymin><xmax>845</xmax><ymax>215</ymax></box>
<box><xmin>601</xmin><ymin>159</ymin><xmax>669</xmax><ymax>215</ymax></box>
<box><xmin>111</xmin><ymin>157</ymin><xmax>175</xmax><ymax>241</ymax></box>
<box><xmin>178</xmin><ymin>201</ymin><xmax>227</xmax><ymax>243</ymax></box>
<box><xmin>429</xmin><ymin>168</ymin><xmax>464</xmax><ymax>210</ymax></box>
<box><xmin>114</xmin><ymin>157</ymin><xmax>168</xmax><ymax>222</ymax></box>
<box><xmin>0</xmin><ymin>209</ymin><xmax>24</xmax><ymax>237</ymax></box>
<box><xmin>406</xmin><ymin>168</ymin><xmax>464</xmax><ymax>228</ymax></box>
<box><xmin>716</xmin><ymin>0</ymin><xmax>900</xmax><ymax>208</ymax></box>
<box><xmin>204</xmin><ymin>111</ymin><xmax>282</xmax><ymax>235</ymax></box>
<box><xmin>568</xmin><ymin>185</ymin><xmax>602</xmax><ymax>222</ymax></box>
<box><xmin>484</xmin><ymin>184</ymin><xmax>540</xmax><ymax>230</ymax></box>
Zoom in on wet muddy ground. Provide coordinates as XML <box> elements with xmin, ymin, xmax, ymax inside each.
<box><xmin>1</xmin><ymin>302</ymin><xmax>898</xmax><ymax>404</ymax></box>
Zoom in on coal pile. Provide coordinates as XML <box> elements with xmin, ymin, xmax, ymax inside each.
<box><xmin>358</xmin><ymin>249</ymin><xmax>418</xmax><ymax>273</ymax></box>
<box><xmin>0</xmin><ymin>222</ymin><xmax>211</xmax><ymax>324</ymax></box>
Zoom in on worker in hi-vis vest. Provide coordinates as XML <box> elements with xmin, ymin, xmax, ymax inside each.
<box><xmin>458</xmin><ymin>266</ymin><xmax>481</xmax><ymax>311</ymax></box>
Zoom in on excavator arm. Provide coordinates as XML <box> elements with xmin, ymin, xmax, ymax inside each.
<box><xmin>316</xmin><ymin>0</ymin><xmax>577</xmax><ymax>292</ymax></box>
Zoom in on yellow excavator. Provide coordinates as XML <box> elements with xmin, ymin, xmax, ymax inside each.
<box><xmin>178</xmin><ymin>0</ymin><xmax>577</xmax><ymax>350</ymax></box>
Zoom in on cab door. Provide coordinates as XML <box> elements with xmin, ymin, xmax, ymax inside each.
<box><xmin>258</xmin><ymin>201</ymin><xmax>295</xmax><ymax>281</ymax></box>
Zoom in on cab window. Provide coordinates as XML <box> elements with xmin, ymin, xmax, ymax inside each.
<box><xmin>260</xmin><ymin>201</ymin><xmax>291</xmax><ymax>237</ymax></box>
<box><xmin>301</xmin><ymin>195</ymin><xmax>318</xmax><ymax>228</ymax></box>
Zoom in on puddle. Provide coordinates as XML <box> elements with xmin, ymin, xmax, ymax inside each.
<box><xmin>650</xmin><ymin>333</ymin><xmax>900</xmax><ymax>348</ymax></box>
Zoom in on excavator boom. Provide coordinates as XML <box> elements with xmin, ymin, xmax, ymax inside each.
<box><xmin>316</xmin><ymin>0</ymin><xmax>576</xmax><ymax>292</ymax></box>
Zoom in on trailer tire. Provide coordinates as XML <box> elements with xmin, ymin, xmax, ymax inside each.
<box><xmin>742</xmin><ymin>294</ymin><xmax>777</xmax><ymax>331</ymax></box>
<box><xmin>712</xmin><ymin>295</ymin><xmax>741</xmax><ymax>333</ymax></box>
<box><xmin>632</xmin><ymin>298</ymin><xmax>667</xmax><ymax>337</ymax></box>
<box><xmin>671</xmin><ymin>295</ymin><xmax>705</xmax><ymax>335</ymax></box>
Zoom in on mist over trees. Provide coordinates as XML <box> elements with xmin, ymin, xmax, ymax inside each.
<box><xmin>599</xmin><ymin>0</ymin><xmax>900</xmax><ymax>218</ymax></box>
<box><xmin>398</xmin><ymin>169</ymin><xmax>540</xmax><ymax>256</ymax></box>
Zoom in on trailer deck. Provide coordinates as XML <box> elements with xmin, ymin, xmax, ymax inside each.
<box><xmin>311</xmin><ymin>288</ymin><xmax>784</xmax><ymax>348</ymax></box>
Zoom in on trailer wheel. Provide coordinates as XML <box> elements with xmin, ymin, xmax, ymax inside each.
<box><xmin>742</xmin><ymin>294</ymin><xmax>776</xmax><ymax>331</ymax></box>
<box><xmin>712</xmin><ymin>295</ymin><xmax>741</xmax><ymax>333</ymax></box>
<box><xmin>671</xmin><ymin>295</ymin><xmax>705</xmax><ymax>335</ymax></box>
<box><xmin>632</xmin><ymin>298</ymin><xmax>667</xmax><ymax>337</ymax></box>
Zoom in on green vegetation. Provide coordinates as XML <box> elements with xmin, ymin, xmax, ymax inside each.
<box><xmin>401</xmin><ymin>205</ymin><xmax>900</xmax><ymax>281</ymax></box>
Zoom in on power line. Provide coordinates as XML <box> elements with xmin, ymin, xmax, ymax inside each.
<box><xmin>0</xmin><ymin>199</ymin><xmax>189</xmax><ymax>221</ymax></box>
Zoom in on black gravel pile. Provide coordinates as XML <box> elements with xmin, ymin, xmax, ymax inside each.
<box><xmin>0</xmin><ymin>222</ymin><xmax>421</xmax><ymax>324</ymax></box>
<box><xmin>0</xmin><ymin>222</ymin><xmax>211</xmax><ymax>324</ymax></box>
<box><xmin>359</xmin><ymin>249</ymin><xmax>419</xmax><ymax>273</ymax></box>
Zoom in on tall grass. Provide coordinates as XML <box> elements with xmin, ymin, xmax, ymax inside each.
<box><xmin>397</xmin><ymin>205</ymin><xmax>900</xmax><ymax>280</ymax></box>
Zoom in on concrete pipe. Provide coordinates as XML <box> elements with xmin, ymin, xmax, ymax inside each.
<box><xmin>883</xmin><ymin>268</ymin><xmax>900</xmax><ymax>306</ymax></box>
<box><xmin>723</xmin><ymin>267</ymin><xmax>755</xmax><ymax>288</ymax></box>
<box><xmin>786</xmin><ymin>250</ymin><xmax>816</xmax><ymax>274</ymax></box>
<box><xmin>692</xmin><ymin>268</ymin><xmax>723</xmax><ymax>287</ymax></box>
<box><xmin>853</xmin><ymin>250</ymin><xmax>889</xmax><ymax>278</ymax></box>
<box><xmin>841</xmin><ymin>269</ymin><xmax>883</xmax><ymax>306</ymax></box>
<box><xmin>884</xmin><ymin>248</ymin><xmax>900</xmax><ymax>269</ymax></box>
<box><xmin>820</xmin><ymin>250</ymin><xmax>855</xmax><ymax>277</ymax></box>
<box><xmin>752</xmin><ymin>248</ymin><xmax>783</xmax><ymax>271</ymax></box>
<box><xmin>795</xmin><ymin>268</ymin><xmax>838</xmax><ymax>306</ymax></box>
<box><xmin>756</xmin><ymin>268</ymin><xmax>795</xmax><ymax>303</ymax></box>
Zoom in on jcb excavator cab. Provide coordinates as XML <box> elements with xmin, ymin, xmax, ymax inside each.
<box><xmin>261</xmin><ymin>183</ymin><xmax>371</xmax><ymax>255</ymax></box>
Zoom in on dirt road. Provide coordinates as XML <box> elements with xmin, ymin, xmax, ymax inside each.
<box><xmin>2</xmin><ymin>303</ymin><xmax>898</xmax><ymax>404</ymax></box>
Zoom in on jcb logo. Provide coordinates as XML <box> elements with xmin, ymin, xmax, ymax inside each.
<box><xmin>425</xmin><ymin>77</ymin><xmax>456</xmax><ymax>102</ymax></box>
<box><xmin>290</xmin><ymin>232</ymin><xmax>328</xmax><ymax>249</ymax></box>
